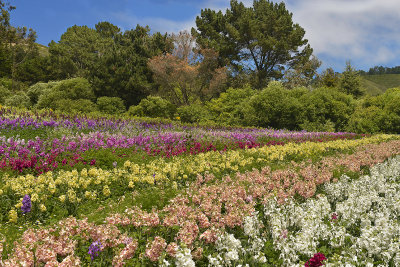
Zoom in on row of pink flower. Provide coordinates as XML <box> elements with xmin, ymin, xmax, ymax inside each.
<box><xmin>0</xmin><ymin>130</ymin><xmax>363</xmax><ymax>174</ymax></box>
<box><xmin>4</xmin><ymin>140</ymin><xmax>400</xmax><ymax>265</ymax></box>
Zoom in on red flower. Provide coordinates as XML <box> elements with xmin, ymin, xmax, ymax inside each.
<box><xmin>305</xmin><ymin>253</ymin><xmax>326</xmax><ymax>267</ymax></box>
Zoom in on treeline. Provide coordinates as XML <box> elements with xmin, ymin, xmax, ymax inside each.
<box><xmin>0</xmin><ymin>0</ymin><xmax>399</xmax><ymax>134</ymax></box>
<box><xmin>360</xmin><ymin>66</ymin><xmax>400</xmax><ymax>75</ymax></box>
<box><xmin>0</xmin><ymin>0</ymin><xmax>321</xmax><ymax>106</ymax></box>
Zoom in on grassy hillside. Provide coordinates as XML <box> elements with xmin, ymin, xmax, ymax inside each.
<box><xmin>36</xmin><ymin>43</ymin><xmax>49</xmax><ymax>56</ymax></box>
<box><xmin>361</xmin><ymin>74</ymin><xmax>400</xmax><ymax>95</ymax></box>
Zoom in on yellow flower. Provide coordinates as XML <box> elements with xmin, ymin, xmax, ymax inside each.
<box><xmin>8</xmin><ymin>209</ymin><xmax>17</xmax><ymax>223</ymax></box>
<box><xmin>67</xmin><ymin>189</ymin><xmax>76</xmax><ymax>203</ymax></box>
<box><xmin>0</xmin><ymin>189</ymin><xmax>3</xmax><ymax>195</ymax></box>
<box><xmin>124</xmin><ymin>160</ymin><xmax>131</xmax><ymax>168</ymax></box>
<box><xmin>59</xmin><ymin>195</ymin><xmax>66</xmax><ymax>203</ymax></box>
<box><xmin>31</xmin><ymin>193</ymin><xmax>39</xmax><ymax>202</ymax></box>
<box><xmin>172</xmin><ymin>181</ymin><xmax>178</xmax><ymax>190</ymax></box>
<box><xmin>128</xmin><ymin>181</ymin><xmax>135</xmax><ymax>188</ymax></box>
<box><xmin>103</xmin><ymin>185</ymin><xmax>111</xmax><ymax>197</ymax></box>
<box><xmin>39</xmin><ymin>204</ymin><xmax>47</xmax><ymax>212</ymax></box>
<box><xmin>84</xmin><ymin>191</ymin><xmax>91</xmax><ymax>199</ymax></box>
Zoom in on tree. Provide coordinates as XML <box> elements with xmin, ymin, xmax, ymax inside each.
<box><xmin>89</xmin><ymin>24</ymin><xmax>173</xmax><ymax>107</ymax></box>
<box><xmin>339</xmin><ymin>61</ymin><xmax>365</xmax><ymax>98</ymax></box>
<box><xmin>48</xmin><ymin>25</ymin><xmax>103</xmax><ymax>79</ymax></box>
<box><xmin>0</xmin><ymin>1</ymin><xmax>39</xmax><ymax>86</ymax></box>
<box><xmin>192</xmin><ymin>0</ymin><xmax>313</xmax><ymax>89</ymax></box>
<box><xmin>0</xmin><ymin>1</ymin><xmax>13</xmax><ymax>77</ymax></box>
<box><xmin>148</xmin><ymin>31</ymin><xmax>227</xmax><ymax>105</ymax></box>
<box><xmin>282</xmin><ymin>55</ymin><xmax>321</xmax><ymax>89</ymax></box>
<box><xmin>317</xmin><ymin>68</ymin><xmax>340</xmax><ymax>88</ymax></box>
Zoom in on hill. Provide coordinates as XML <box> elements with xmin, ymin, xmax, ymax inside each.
<box><xmin>361</xmin><ymin>74</ymin><xmax>400</xmax><ymax>95</ymax></box>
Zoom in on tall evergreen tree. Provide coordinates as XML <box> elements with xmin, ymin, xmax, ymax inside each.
<box><xmin>339</xmin><ymin>61</ymin><xmax>365</xmax><ymax>98</ymax></box>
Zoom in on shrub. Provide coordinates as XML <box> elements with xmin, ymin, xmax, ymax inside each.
<box><xmin>300</xmin><ymin>87</ymin><xmax>355</xmax><ymax>132</ymax></box>
<box><xmin>245</xmin><ymin>81</ymin><xmax>305</xmax><ymax>130</ymax></box>
<box><xmin>177</xmin><ymin>103</ymin><xmax>212</xmax><ymax>124</ymax></box>
<box><xmin>27</xmin><ymin>81</ymin><xmax>60</xmax><ymax>105</ymax></box>
<box><xmin>53</xmin><ymin>99</ymin><xmax>98</xmax><ymax>114</ymax></box>
<box><xmin>348</xmin><ymin>106</ymin><xmax>387</xmax><ymax>134</ymax></box>
<box><xmin>206</xmin><ymin>86</ymin><xmax>255</xmax><ymax>126</ymax></box>
<box><xmin>36</xmin><ymin>78</ymin><xmax>95</xmax><ymax>109</ymax></box>
<box><xmin>0</xmin><ymin>85</ymin><xmax>11</xmax><ymax>104</ymax></box>
<box><xmin>128</xmin><ymin>96</ymin><xmax>176</xmax><ymax>119</ymax></box>
<box><xmin>4</xmin><ymin>92</ymin><xmax>31</xmax><ymax>108</ymax></box>
<box><xmin>97</xmin><ymin>97</ymin><xmax>125</xmax><ymax>115</ymax></box>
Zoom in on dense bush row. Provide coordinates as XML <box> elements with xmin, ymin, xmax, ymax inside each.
<box><xmin>1</xmin><ymin>77</ymin><xmax>399</xmax><ymax>134</ymax></box>
<box><xmin>130</xmin><ymin>82</ymin><xmax>400</xmax><ymax>134</ymax></box>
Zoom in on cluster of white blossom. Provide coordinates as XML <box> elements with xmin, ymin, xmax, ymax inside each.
<box><xmin>208</xmin><ymin>213</ymin><xmax>267</xmax><ymax>266</ymax></box>
<box><xmin>263</xmin><ymin>155</ymin><xmax>400</xmax><ymax>266</ymax></box>
<box><xmin>175</xmin><ymin>247</ymin><xmax>196</xmax><ymax>267</ymax></box>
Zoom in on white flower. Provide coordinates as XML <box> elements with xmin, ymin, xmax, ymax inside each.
<box><xmin>175</xmin><ymin>247</ymin><xmax>195</xmax><ymax>267</ymax></box>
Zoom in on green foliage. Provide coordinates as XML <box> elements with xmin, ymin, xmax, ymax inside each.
<box><xmin>4</xmin><ymin>92</ymin><xmax>31</xmax><ymax>108</ymax></box>
<box><xmin>244</xmin><ymin>81</ymin><xmax>305</xmax><ymax>129</ymax></box>
<box><xmin>177</xmin><ymin>103</ymin><xmax>212</xmax><ymax>123</ymax></box>
<box><xmin>348</xmin><ymin>105</ymin><xmax>387</xmax><ymax>134</ymax></box>
<box><xmin>27</xmin><ymin>81</ymin><xmax>59</xmax><ymax>105</ymax></box>
<box><xmin>48</xmin><ymin>25</ymin><xmax>102</xmax><ymax>78</ymax></box>
<box><xmin>348</xmin><ymin>88</ymin><xmax>400</xmax><ymax>134</ymax></box>
<box><xmin>318</xmin><ymin>68</ymin><xmax>340</xmax><ymax>88</ymax></box>
<box><xmin>128</xmin><ymin>96</ymin><xmax>176</xmax><ymax>119</ymax></box>
<box><xmin>0</xmin><ymin>85</ymin><xmax>11</xmax><ymax>104</ymax></box>
<box><xmin>96</xmin><ymin>96</ymin><xmax>125</xmax><ymax>115</ymax></box>
<box><xmin>300</xmin><ymin>87</ymin><xmax>355</xmax><ymax>132</ymax></box>
<box><xmin>193</xmin><ymin>0</ymin><xmax>313</xmax><ymax>88</ymax></box>
<box><xmin>53</xmin><ymin>99</ymin><xmax>98</xmax><ymax>114</ymax></box>
<box><xmin>206</xmin><ymin>86</ymin><xmax>255</xmax><ymax>126</ymax></box>
<box><xmin>89</xmin><ymin>25</ymin><xmax>173</xmax><ymax>107</ymax></box>
<box><xmin>339</xmin><ymin>61</ymin><xmax>365</xmax><ymax>98</ymax></box>
<box><xmin>36</xmin><ymin>78</ymin><xmax>95</xmax><ymax>109</ymax></box>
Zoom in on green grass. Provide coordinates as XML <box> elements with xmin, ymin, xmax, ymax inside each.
<box><xmin>361</xmin><ymin>74</ymin><xmax>400</xmax><ymax>95</ymax></box>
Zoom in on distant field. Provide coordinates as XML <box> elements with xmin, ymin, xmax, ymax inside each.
<box><xmin>361</xmin><ymin>73</ymin><xmax>400</xmax><ymax>95</ymax></box>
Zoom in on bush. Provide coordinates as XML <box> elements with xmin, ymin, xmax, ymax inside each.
<box><xmin>97</xmin><ymin>97</ymin><xmax>125</xmax><ymax>115</ymax></box>
<box><xmin>0</xmin><ymin>85</ymin><xmax>11</xmax><ymax>104</ymax></box>
<box><xmin>177</xmin><ymin>103</ymin><xmax>212</xmax><ymax>124</ymax></box>
<box><xmin>245</xmin><ymin>81</ymin><xmax>305</xmax><ymax>129</ymax></box>
<box><xmin>128</xmin><ymin>96</ymin><xmax>176</xmax><ymax>119</ymax></box>
<box><xmin>36</xmin><ymin>78</ymin><xmax>95</xmax><ymax>109</ymax></box>
<box><xmin>27</xmin><ymin>81</ymin><xmax>60</xmax><ymax>105</ymax></box>
<box><xmin>206</xmin><ymin>86</ymin><xmax>255</xmax><ymax>126</ymax></box>
<box><xmin>53</xmin><ymin>99</ymin><xmax>98</xmax><ymax>114</ymax></box>
<box><xmin>4</xmin><ymin>92</ymin><xmax>31</xmax><ymax>108</ymax></box>
<box><xmin>347</xmin><ymin>106</ymin><xmax>387</xmax><ymax>134</ymax></box>
<box><xmin>350</xmin><ymin>88</ymin><xmax>400</xmax><ymax>134</ymax></box>
<box><xmin>300</xmin><ymin>87</ymin><xmax>355</xmax><ymax>132</ymax></box>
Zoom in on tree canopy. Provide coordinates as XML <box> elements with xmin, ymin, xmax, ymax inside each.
<box><xmin>192</xmin><ymin>0</ymin><xmax>313</xmax><ymax>89</ymax></box>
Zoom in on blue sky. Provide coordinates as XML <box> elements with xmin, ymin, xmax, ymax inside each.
<box><xmin>10</xmin><ymin>0</ymin><xmax>400</xmax><ymax>72</ymax></box>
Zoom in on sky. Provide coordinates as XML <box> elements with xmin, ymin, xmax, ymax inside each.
<box><xmin>9</xmin><ymin>0</ymin><xmax>400</xmax><ymax>72</ymax></box>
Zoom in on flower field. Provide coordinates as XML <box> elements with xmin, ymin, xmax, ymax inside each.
<box><xmin>1</xmin><ymin>107</ymin><xmax>400</xmax><ymax>266</ymax></box>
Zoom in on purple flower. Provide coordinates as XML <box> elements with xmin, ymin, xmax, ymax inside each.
<box><xmin>21</xmin><ymin>194</ymin><xmax>31</xmax><ymax>214</ymax></box>
<box><xmin>88</xmin><ymin>241</ymin><xmax>102</xmax><ymax>261</ymax></box>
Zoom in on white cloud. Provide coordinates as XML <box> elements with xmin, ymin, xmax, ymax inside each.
<box><xmin>285</xmin><ymin>0</ymin><xmax>400</xmax><ymax>70</ymax></box>
<box><xmin>112</xmin><ymin>12</ymin><xmax>195</xmax><ymax>34</ymax></box>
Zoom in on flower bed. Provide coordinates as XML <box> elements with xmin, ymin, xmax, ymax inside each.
<box><xmin>2</xmin><ymin>138</ymin><xmax>400</xmax><ymax>266</ymax></box>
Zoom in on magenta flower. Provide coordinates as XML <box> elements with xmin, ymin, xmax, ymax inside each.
<box><xmin>305</xmin><ymin>253</ymin><xmax>326</xmax><ymax>267</ymax></box>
